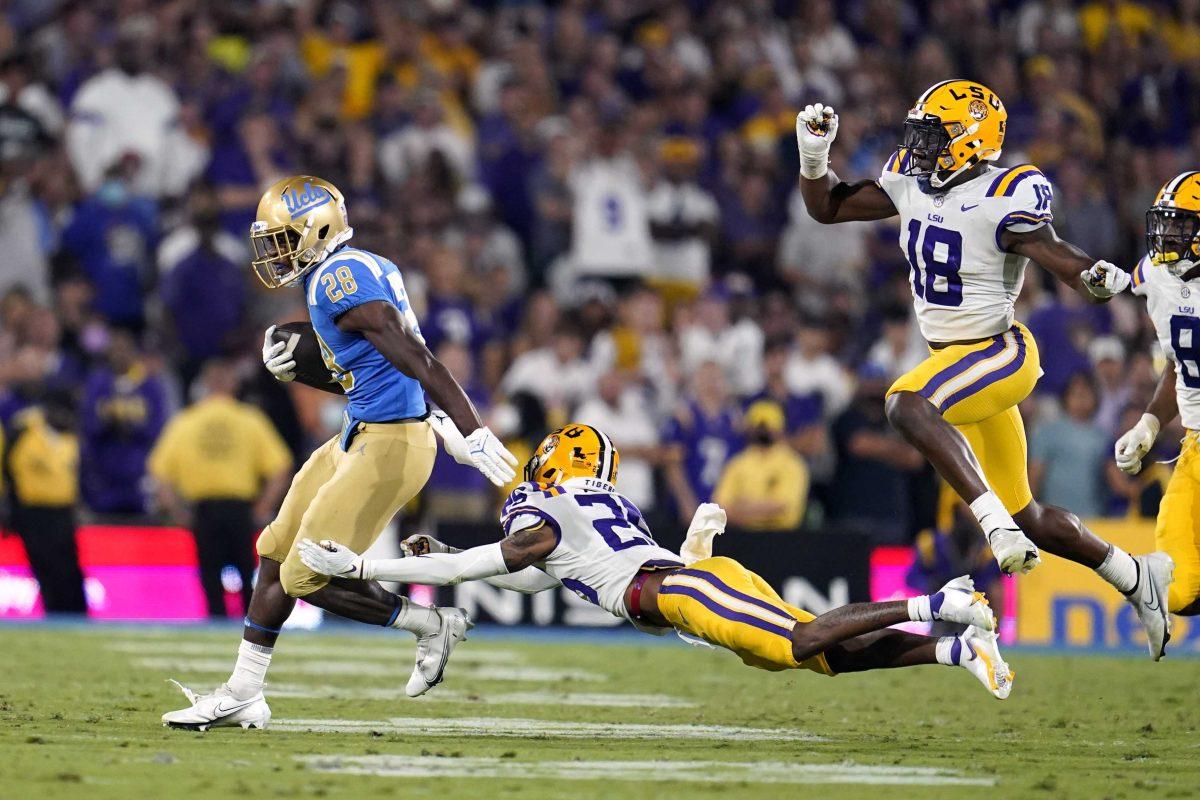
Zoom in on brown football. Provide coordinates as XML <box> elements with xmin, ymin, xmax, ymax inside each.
<box><xmin>271</xmin><ymin>321</ymin><xmax>345</xmax><ymax>395</ymax></box>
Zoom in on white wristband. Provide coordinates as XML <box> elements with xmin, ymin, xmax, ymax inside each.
<box><xmin>800</xmin><ymin>154</ymin><xmax>828</xmax><ymax>180</ymax></box>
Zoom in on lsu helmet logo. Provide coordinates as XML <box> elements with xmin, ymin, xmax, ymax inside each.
<box><xmin>967</xmin><ymin>99</ymin><xmax>989</xmax><ymax>121</ymax></box>
<box><xmin>524</xmin><ymin>424</ymin><xmax>619</xmax><ymax>487</ymax></box>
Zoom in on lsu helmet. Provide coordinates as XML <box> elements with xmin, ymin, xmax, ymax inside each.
<box><xmin>902</xmin><ymin>79</ymin><xmax>1007</xmax><ymax>190</ymax></box>
<box><xmin>1147</xmin><ymin>171</ymin><xmax>1200</xmax><ymax>278</ymax></box>
<box><xmin>524</xmin><ymin>424</ymin><xmax>619</xmax><ymax>487</ymax></box>
<box><xmin>250</xmin><ymin>175</ymin><xmax>354</xmax><ymax>288</ymax></box>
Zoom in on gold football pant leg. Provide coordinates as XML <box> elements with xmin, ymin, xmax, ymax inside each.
<box><xmin>256</xmin><ymin>421</ymin><xmax>437</xmax><ymax>597</ymax></box>
<box><xmin>1154</xmin><ymin>437</ymin><xmax>1200</xmax><ymax>613</ymax></box>
<box><xmin>955</xmin><ymin>406</ymin><xmax>1033</xmax><ymax>515</ymax></box>
<box><xmin>656</xmin><ymin>557</ymin><xmax>833</xmax><ymax>675</ymax></box>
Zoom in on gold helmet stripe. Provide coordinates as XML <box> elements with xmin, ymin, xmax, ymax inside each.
<box><xmin>1159</xmin><ymin>170</ymin><xmax>1200</xmax><ymax>205</ymax></box>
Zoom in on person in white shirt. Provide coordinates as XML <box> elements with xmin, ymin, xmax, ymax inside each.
<box><xmin>501</xmin><ymin>327</ymin><xmax>595</xmax><ymax>417</ymax></box>
<box><xmin>678</xmin><ymin>287</ymin><xmax>764</xmax><ymax>398</ymax></box>
<box><xmin>66</xmin><ymin>18</ymin><xmax>205</xmax><ymax>198</ymax></box>
<box><xmin>784</xmin><ymin>318</ymin><xmax>853</xmax><ymax>418</ymax></box>
<box><xmin>568</xmin><ymin>119</ymin><xmax>653</xmax><ymax>282</ymax></box>
<box><xmin>647</xmin><ymin>137</ymin><xmax>718</xmax><ymax>292</ymax></box>
<box><xmin>574</xmin><ymin>370</ymin><xmax>660</xmax><ymax>511</ymax></box>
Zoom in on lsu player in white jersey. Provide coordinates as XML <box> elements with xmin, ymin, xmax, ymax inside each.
<box><xmin>794</xmin><ymin>79</ymin><xmax>1172</xmax><ymax>660</ymax></box>
<box><xmin>299</xmin><ymin>424</ymin><xmax>1017</xmax><ymax>699</ymax></box>
<box><xmin>1112</xmin><ymin>172</ymin><xmax>1200</xmax><ymax>622</ymax></box>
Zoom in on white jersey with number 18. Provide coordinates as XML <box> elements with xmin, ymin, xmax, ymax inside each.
<box><xmin>876</xmin><ymin>152</ymin><xmax>1055</xmax><ymax>343</ymax></box>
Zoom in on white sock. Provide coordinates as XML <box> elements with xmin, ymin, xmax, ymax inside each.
<box><xmin>390</xmin><ymin>597</ymin><xmax>440</xmax><ymax>636</ymax></box>
<box><xmin>907</xmin><ymin>594</ymin><xmax>933</xmax><ymax>622</ymax></box>
<box><xmin>1095</xmin><ymin>544</ymin><xmax>1139</xmax><ymax>595</ymax></box>
<box><xmin>227</xmin><ymin>639</ymin><xmax>273</xmax><ymax>699</ymax></box>
<box><xmin>969</xmin><ymin>491</ymin><xmax>1017</xmax><ymax>533</ymax></box>
<box><xmin>935</xmin><ymin>636</ymin><xmax>961</xmax><ymax>666</ymax></box>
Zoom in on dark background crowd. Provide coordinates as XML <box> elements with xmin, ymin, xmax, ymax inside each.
<box><xmin>0</xmin><ymin>0</ymin><xmax>1190</xmax><ymax>615</ymax></box>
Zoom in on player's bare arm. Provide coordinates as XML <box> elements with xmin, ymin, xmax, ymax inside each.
<box><xmin>337</xmin><ymin>299</ymin><xmax>483</xmax><ymax>434</ymax></box>
<box><xmin>1001</xmin><ymin>224</ymin><xmax>1128</xmax><ymax>303</ymax></box>
<box><xmin>795</xmin><ymin>104</ymin><xmax>898</xmax><ymax>223</ymax></box>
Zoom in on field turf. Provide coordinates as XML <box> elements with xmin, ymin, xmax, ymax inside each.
<box><xmin>0</xmin><ymin>624</ymin><xmax>1195</xmax><ymax>799</ymax></box>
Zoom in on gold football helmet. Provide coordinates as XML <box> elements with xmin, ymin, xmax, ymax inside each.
<box><xmin>250</xmin><ymin>175</ymin><xmax>354</xmax><ymax>288</ymax></box>
<box><xmin>903</xmin><ymin>79</ymin><xmax>1007</xmax><ymax>189</ymax></box>
<box><xmin>524</xmin><ymin>424</ymin><xmax>619</xmax><ymax>487</ymax></box>
<box><xmin>1148</xmin><ymin>171</ymin><xmax>1200</xmax><ymax>277</ymax></box>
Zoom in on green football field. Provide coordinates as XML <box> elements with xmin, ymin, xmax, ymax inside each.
<box><xmin>0</xmin><ymin>624</ymin><xmax>1193</xmax><ymax>800</ymax></box>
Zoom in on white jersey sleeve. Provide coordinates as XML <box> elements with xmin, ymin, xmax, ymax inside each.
<box><xmin>875</xmin><ymin>148</ymin><xmax>910</xmax><ymax>206</ymax></box>
<box><xmin>988</xmin><ymin>164</ymin><xmax>1054</xmax><ymax>244</ymax></box>
<box><xmin>499</xmin><ymin>480</ymin><xmax>683</xmax><ymax>626</ymax></box>
<box><xmin>1131</xmin><ymin>255</ymin><xmax>1200</xmax><ymax>429</ymax></box>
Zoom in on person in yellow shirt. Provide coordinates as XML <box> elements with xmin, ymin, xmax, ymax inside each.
<box><xmin>713</xmin><ymin>401</ymin><xmax>809</xmax><ymax>532</ymax></box>
<box><xmin>5</xmin><ymin>391</ymin><xmax>87</xmax><ymax>613</ymax></box>
<box><xmin>148</xmin><ymin>360</ymin><xmax>292</xmax><ymax>618</ymax></box>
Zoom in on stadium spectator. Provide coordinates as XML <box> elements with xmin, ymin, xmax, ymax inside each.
<box><xmin>423</xmin><ymin>341</ymin><xmax>494</xmax><ymax>525</ymax></box>
<box><xmin>647</xmin><ymin>137</ymin><xmax>719</xmax><ymax>298</ymax></box>
<box><xmin>1031</xmin><ymin>372</ymin><xmax>1110</xmax><ymax>518</ymax></box>
<box><xmin>147</xmin><ymin>360</ymin><xmax>291</xmax><ymax>619</ymax></box>
<box><xmin>662</xmin><ymin>361</ymin><xmax>742</xmax><ymax>520</ymax></box>
<box><xmin>5</xmin><ymin>390</ymin><xmax>85</xmax><ymax>613</ymax></box>
<box><xmin>714</xmin><ymin>400</ymin><xmax>809</xmax><ymax>532</ymax></box>
<box><xmin>575</xmin><ymin>369</ymin><xmax>661</xmax><ymax>512</ymax></box>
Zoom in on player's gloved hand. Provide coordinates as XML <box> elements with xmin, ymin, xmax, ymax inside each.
<box><xmin>679</xmin><ymin>503</ymin><xmax>727</xmax><ymax>565</ymax></box>
<box><xmin>795</xmin><ymin>103</ymin><xmax>839</xmax><ymax>180</ymax></box>
<box><xmin>1115</xmin><ymin>413</ymin><xmax>1160</xmax><ymax>475</ymax></box>
<box><xmin>401</xmin><ymin>533</ymin><xmax>458</xmax><ymax>557</ymax></box>
<box><xmin>1080</xmin><ymin>260</ymin><xmax>1131</xmax><ymax>300</ymax></box>
<box><xmin>464</xmin><ymin>427</ymin><xmax>519</xmax><ymax>486</ymax></box>
<box><xmin>429</xmin><ymin>410</ymin><xmax>472</xmax><ymax>465</ymax></box>
<box><xmin>298</xmin><ymin>538</ymin><xmax>368</xmax><ymax>579</ymax></box>
<box><xmin>262</xmin><ymin>325</ymin><xmax>297</xmax><ymax>382</ymax></box>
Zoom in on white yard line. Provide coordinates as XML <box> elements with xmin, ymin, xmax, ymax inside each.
<box><xmin>273</xmin><ymin>717</ymin><xmax>826</xmax><ymax>742</ymax></box>
<box><xmin>108</xmin><ymin>641</ymin><xmax>525</xmax><ymax>663</ymax></box>
<box><xmin>134</xmin><ymin>657</ymin><xmax>603</xmax><ymax>682</ymax></box>
<box><xmin>266</xmin><ymin>683</ymin><xmax>695</xmax><ymax>708</ymax></box>
<box><xmin>299</xmin><ymin>755</ymin><xmax>994</xmax><ymax>786</ymax></box>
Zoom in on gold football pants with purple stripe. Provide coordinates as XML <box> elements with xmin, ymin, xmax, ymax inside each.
<box><xmin>656</xmin><ymin>557</ymin><xmax>834</xmax><ymax>675</ymax></box>
<box><xmin>1153</xmin><ymin>432</ymin><xmax>1200</xmax><ymax>614</ymax></box>
<box><xmin>887</xmin><ymin>322</ymin><xmax>1040</xmax><ymax>515</ymax></box>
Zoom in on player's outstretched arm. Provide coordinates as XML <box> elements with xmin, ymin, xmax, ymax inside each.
<box><xmin>403</xmin><ymin>534</ymin><xmax>561</xmax><ymax>594</ymax></box>
<box><xmin>1001</xmin><ymin>225</ymin><xmax>1128</xmax><ymax>303</ymax></box>
<box><xmin>1114</xmin><ymin>360</ymin><xmax>1178</xmax><ymax>475</ymax></box>
<box><xmin>337</xmin><ymin>300</ymin><xmax>517</xmax><ymax>484</ymax></box>
<box><xmin>298</xmin><ymin>526</ymin><xmax>558</xmax><ymax>585</ymax></box>
<box><xmin>795</xmin><ymin>105</ymin><xmax>896</xmax><ymax>224</ymax></box>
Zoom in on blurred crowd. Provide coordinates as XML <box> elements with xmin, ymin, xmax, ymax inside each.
<box><xmin>0</xmin><ymin>0</ymin><xmax>1194</xmax><ymax>602</ymax></box>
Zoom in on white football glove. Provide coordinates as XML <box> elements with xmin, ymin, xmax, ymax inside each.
<box><xmin>1081</xmin><ymin>260</ymin><xmax>1131</xmax><ymax>300</ymax></box>
<box><xmin>796</xmin><ymin>103</ymin><xmax>839</xmax><ymax>180</ymax></box>
<box><xmin>262</xmin><ymin>325</ymin><xmax>297</xmax><ymax>382</ymax></box>
<box><xmin>401</xmin><ymin>533</ymin><xmax>457</xmax><ymax>557</ymax></box>
<box><xmin>1114</xmin><ymin>413</ymin><xmax>1160</xmax><ymax>475</ymax></box>
<box><xmin>429</xmin><ymin>410</ymin><xmax>473</xmax><ymax>465</ymax></box>
<box><xmin>679</xmin><ymin>503</ymin><xmax>726</xmax><ymax>565</ymax></box>
<box><xmin>464</xmin><ymin>426</ymin><xmax>519</xmax><ymax>486</ymax></box>
<box><xmin>297</xmin><ymin>538</ymin><xmax>366</xmax><ymax>579</ymax></box>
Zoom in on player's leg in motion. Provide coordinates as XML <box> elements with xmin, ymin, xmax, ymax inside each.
<box><xmin>1154</xmin><ymin>435</ymin><xmax>1200</xmax><ymax>616</ymax></box>
<box><xmin>884</xmin><ymin>325</ymin><xmax>1170</xmax><ymax>656</ymax></box>
<box><xmin>653</xmin><ymin>558</ymin><xmax>1013</xmax><ymax>698</ymax></box>
<box><xmin>163</xmin><ymin>424</ymin><xmax>463</xmax><ymax>730</ymax></box>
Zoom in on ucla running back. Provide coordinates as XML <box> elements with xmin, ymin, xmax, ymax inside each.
<box><xmin>299</xmin><ymin>424</ymin><xmax>1015</xmax><ymax>700</ymax></box>
<box><xmin>1112</xmin><ymin>172</ymin><xmax>1200</xmax><ymax>624</ymax></box>
<box><xmin>163</xmin><ymin>176</ymin><xmax>520</xmax><ymax>730</ymax></box>
<box><xmin>794</xmin><ymin>80</ymin><xmax>1171</xmax><ymax>659</ymax></box>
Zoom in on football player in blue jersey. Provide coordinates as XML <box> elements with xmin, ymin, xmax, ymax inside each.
<box><xmin>163</xmin><ymin>176</ymin><xmax>520</xmax><ymax>730</ymax></box>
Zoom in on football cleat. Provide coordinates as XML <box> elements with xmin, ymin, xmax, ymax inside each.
<box><xmin>162</xmin><ymin>680</ymin><xmax>271</xmax><ymax>731</ymax></box>
<box><xmin>406</xmin><ymin>607</ymin><xmax>473</xmax><ymax>697</ymax></box>
<box><xmin>987</xmin><ymin>526</ymin><xmax>1041</xmax><ymax>575</ymax></box>
<box><xmin>1127</xmin><ymin>552</ymin><xmax>1174</xmax><ymax>661</ymax></box>
<box><xmin>956</xmin><ymin>626</ymin><xmax>1013</xmax><ymax>700</ymax></box>
<box><xmin>930</xmin><ymin>575</ymin><xmax>996</xmax><ymax>631</ymax></box>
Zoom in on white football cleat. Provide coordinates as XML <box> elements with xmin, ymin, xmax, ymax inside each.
<box><xmin>987</xmin><ymin>526</ymin><xmax>1041</xmax><ymax>575</ymax></box>
<box><xmin>1127</xmin><ymin>552</ymin><xmax>1174</xmax><ymax>661</ymax></box>
<box><xmin>406</xmin><ymin>607</ymin><xmax>473</xmax><ymax>697</ymax></box>
<box><xmin>956</xmin><ymin>626</ymin><xmax>1013</xmax><ymax>700</ymax></box>
<box><xmin>931</xmin><ymin>575</ymin><xmax>996</xmax><ymax>631</ymax></box>
<box><xmin>162</xmin><ymin>680</ymin><xmax>270</xmax><ymax>731</ymax></box>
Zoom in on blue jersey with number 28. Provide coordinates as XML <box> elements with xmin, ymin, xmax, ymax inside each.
<box><xmin>305</xmin><ymin>246</ymin><xmax>427</xmax><ymax>428</ymax></box>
